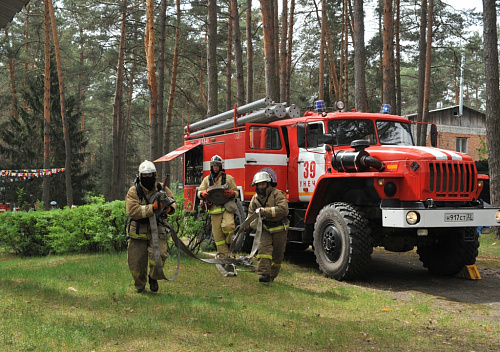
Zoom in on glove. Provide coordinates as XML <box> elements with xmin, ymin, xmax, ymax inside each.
<box><xmin>223</xmin><ymin>189</ymin><xmax>235</xmax><ymax>198</ymax></box>
<box><xmin>152</xmin><ymin>201</ymin><xmax>160</xmax><ymax>211</ymax></box>
<box><xmin>201</xmin><ymin>190</ymin><xmax>209</xmax><ymax>199</ymax></box>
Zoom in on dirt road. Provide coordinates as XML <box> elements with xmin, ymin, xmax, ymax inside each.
<box><xmin>288</xmin><ymin>247</ymin><xmax>500</xmax><ymax>324</ymax></box>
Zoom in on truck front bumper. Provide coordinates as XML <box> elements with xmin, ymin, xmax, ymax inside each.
<box><xmin>381</xmin><ymin>200</ymin><xmax>500</xmax><ymax>228</ymax></box>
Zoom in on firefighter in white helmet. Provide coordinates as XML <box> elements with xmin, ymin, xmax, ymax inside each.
<box><xmin>125</xmin><ymin>160</ymin><xmax>176</xmax><ymax>293</ymax></box>
<box><xmin>245</xmin><ymin>170</ymin><xmax>289</xmax><ymax>282</ymax></box>
<box><xmin>198</xmin><ymin>155</ymin><xmax>239</xmax><ymax>258</ymax></box>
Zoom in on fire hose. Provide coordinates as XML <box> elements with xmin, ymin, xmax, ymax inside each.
<box><xmin>148</xmin><ymin>192</ymin><xmax>260</xmax><ymax>280</ymax></box>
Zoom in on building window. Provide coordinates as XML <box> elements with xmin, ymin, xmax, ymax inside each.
<box><xmin>456</xmin><ymin>137</ymin><xmax>468</xmax><ymax>153</ymax></box>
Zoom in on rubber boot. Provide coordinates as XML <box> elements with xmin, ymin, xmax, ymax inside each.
<box><xmin>149</xmin><ymin>275</ymin><xmax>158</xmax><ymax>292</ymax></box>
<box><xmin>259</xmin><ymin>274</ymin><xmax>273</xmax><ymax>283</ymax></box>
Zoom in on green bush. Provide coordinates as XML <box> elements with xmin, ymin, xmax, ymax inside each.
<box><xmin>0</xmin><ymin>196</ymin><xmax>128</xmax><ymax>256</ymax></box>
<box><xmin>0</xmin><ymin>194</ymin><xmax>209</xmax><ymax>257</ymax></box>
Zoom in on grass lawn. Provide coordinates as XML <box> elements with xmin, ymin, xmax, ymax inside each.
<box><xmin>1</xmin><ymin>234</ymin><xmax>500</xmax><ymax>351</ymax></box>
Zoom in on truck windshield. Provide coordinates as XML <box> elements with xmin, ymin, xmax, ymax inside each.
<box><xmin>327</xmin><ymin>119</ymin><xmax>377</xmax><ymax>146</ymax></box>
<box><xmin>376</xmin><ymin>120</ymin><xmax>414</xmax><ymax>146</ymax></box>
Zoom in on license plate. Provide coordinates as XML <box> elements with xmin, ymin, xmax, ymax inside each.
<box><xmin>444</xmin><ymin>213</ymin><xmax>474</xmax><ymax>222</ymax></box>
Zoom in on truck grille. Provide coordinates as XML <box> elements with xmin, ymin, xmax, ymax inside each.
<box><xmin>429</xmin><ymin>161</ymin><xmax>476</xmax><ymax>196</ymax></box>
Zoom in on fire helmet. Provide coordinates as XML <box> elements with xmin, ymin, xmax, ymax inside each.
<box><xmin>251</xmin><ymin>171</ymin><xmax>273</xmax><ymax>187</ymax></box>
<box><xmin>210</xmin><ymin>155</ymin><xmax>223</xmax><ymax>168</ymax></box>
<box><xmin>138</xmin><ymin>160</ymin><xmax>156</xmax><ymax>175</ymax></box>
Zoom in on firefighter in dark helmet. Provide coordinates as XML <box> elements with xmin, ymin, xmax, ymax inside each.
<box><xmin>198</xmin><ymin>155</ymin><xmax>239</xmax><ymax>258</ymax></box>
<box><xmin>246</xmin><ymin>171</ymin><xmax>289</xmax><ymax>282</ymax></box>
<box><xmin>126</xmin><ymin>160</ymin><xmax>176</xmax><ymax>293</ymax></box>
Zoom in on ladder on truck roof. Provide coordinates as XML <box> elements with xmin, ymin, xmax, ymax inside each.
<box><xmin>185</xmin><ymin>97</ymin><xmax>301</xmax><ymax>138</ymax></box>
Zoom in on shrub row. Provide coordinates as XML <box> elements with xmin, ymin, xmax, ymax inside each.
<box><xmin>0</xmin><ymin>193</ymin><xmax>213</xmax><ymax>257</ymax></box>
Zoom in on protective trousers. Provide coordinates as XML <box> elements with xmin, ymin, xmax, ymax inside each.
<box><xmin>127</xmin><ymin>235</ymin><xmax>168</xmax><ymax>290</ymax></box>
<box><xmin>211</xmin><ymin>211</ymin><xmax>235</xmax><ymax>257</ymax></box>
<box><xmin>256</xmin><ymin>229</ymin><xmax>287</xmax><ymax>278</ymax></box>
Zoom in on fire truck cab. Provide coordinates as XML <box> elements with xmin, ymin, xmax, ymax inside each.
<box><xmin>159</xmin><ymin>99</ymin><xmax>500</xmax><ymax>280</ymax></box>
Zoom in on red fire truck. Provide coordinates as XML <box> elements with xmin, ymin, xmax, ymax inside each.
<box><xmin>0</xmin><ymin>203</ymin><xmax>11</xmax><ymax>212</ymax></box>
<box><xmin>157</xmin><ymin>99</ymin><xmax>500</xmax><ymax>280</ymax></box>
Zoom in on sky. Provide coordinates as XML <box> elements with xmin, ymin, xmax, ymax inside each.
<box><xmin>365</xmin><ymin>0</ymin><xmax>486</xmax><ymax>40</ymax></box>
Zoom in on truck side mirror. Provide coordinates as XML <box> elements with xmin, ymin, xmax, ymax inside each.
<box><xmin>323</xmin><ymin>133</ymin><xmax>335</xmax><ymax>145</ymax></box>
<box><xmin>430</xmin><ymin>124</ymin><xmax>438</xmax><ymax>147</ymax></box>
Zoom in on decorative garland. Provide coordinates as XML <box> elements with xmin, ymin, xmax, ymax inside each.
<box><xmin>0</xmin><ymin>168</ymin><xmax>65</xmax><ymax>182</ymax></box>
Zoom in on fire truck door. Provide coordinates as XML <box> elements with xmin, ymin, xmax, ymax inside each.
<box><xmin>245</xmin><ymin>125</ymin><xmax>288</xmax><ymax>199</ymax></box>
<box><xmin>297</xmin><ymin>122</ymin><xmax>326</xmax><ymax>202</ymax></box>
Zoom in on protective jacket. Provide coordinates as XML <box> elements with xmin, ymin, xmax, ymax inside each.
<box><xmin>197</xmin><ymin>171</ymin><xmax>239</xmax><ymax>214</ymax></box>
<box><xmin>248</xmin><ymin>186</ymin><xmax>289</xmax><ymax>278</ymax></box>
<box><xmin>126</xmin><ymin>182</ymin><xmax>176</xmax><ymax>240</ymax></box>
<box><xmin>197</xmin><ymin>170</ymin><xmax>239</xmax><ymax>257</ymax></box>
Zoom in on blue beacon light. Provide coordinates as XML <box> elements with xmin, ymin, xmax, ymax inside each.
<box><xmin>315</xmin><ymin>100</ymin><xmax>325</xmax><ymax>112</ymax></box>
<box><xmin>381</xmin><ymin>104</ymin><xmax>391</xmax><ymax>114</ymax></box>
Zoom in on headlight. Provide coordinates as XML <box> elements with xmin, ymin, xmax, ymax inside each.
<box><xmin>478</xmin><ymin>180</ymin><xmax>484</xmax><ymax>188</ymax></box>
<box><xmin>495</xmin><ymin>210</ymin><xmax>500</xmax><ymax>223</ymax></box>
<box><xmin>406</xmin><ymin>211</ymin><xmax>420</xmax><ymax>225</ymax></box>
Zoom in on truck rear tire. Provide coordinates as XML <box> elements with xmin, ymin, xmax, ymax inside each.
<box><xmin>313</xmin><ymin>202</ymin><xmax>372</xmax><ymax>280</ymax></box>
<box><xmin>417</xmin><ymin>227</ymin><xmax>479</xmax><ymax>276</ymax></box>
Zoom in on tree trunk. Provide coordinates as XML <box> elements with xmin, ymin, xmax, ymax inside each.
<box><xmin>353</xmin><ymin>0</ymin><xmax>368</xmax><ymax>112</ymax></box>
<box><xmin>416</xmin><ymin>0</ymin><xmax>427</xmax><ymax>144</ymax></box>
<box><xmin>420</xmin><ymin>0</ymin><xmax>433</xmax><ymax>146</ymax></box>
<box><xmin>157</xmin><ymin>0</ymin><xmax>167</xmax><ymax>181</ymax></box>
<box><xmin>339</xmin><ymin>1</ymin><xmax>345</xmax><ymax>102</ymax></box>
<box><xmin>246</xmin><ymin>0</ymin><xmax>254</xmax><ymax>103</ymax></box>
<box><xmin>207</xmin><ymin>0</ymin><xmax>218</xmax><ymax>116</ymax></box>
<box><xmin>279</xmin><ymin>0</ymin><xmax>288</xmax><ymax>103</ymax></box>
<box><xmin>48</xmin><ymin>0</ymin><xmax>73</xmax><ymax>207</ymax></box>
<box><xmin>286</xmin><ymin>0</ymin><xmax>295</xmax><ymax>104</ymax></box>
<box><xmin>124</xmin><ymin>29</ymin><xmax>138</xmax><ymax>191</ymax></box>
<box><xmin>343</xmin><ymin>0</ymin><xmax>349</xmax><ymax>107</ymax></box>
<box><xmin>24</xmin><ymin>4</ymin><xmax>30</xmax><ymax>110</ymax></box>
<box><xmin>260</xmin><ymin>0</ymin><xmax>279</xmax><ymax>102</ymax></box>
<box><xmin>42</xmin><ymin>0</ymin><xmax>51</xmax><ymax>210</ymax></box>
<box><xmin>111</xmin><ymin>0</ymin><xmax>127</xmax><ymax>201</ymax></box>
<box><xmin>145</xmin><ymin>0</ymin><xmax>159</xmax><ymax>161</ymax></box>
<box><xmin>482</xmin><ymin>0</ymin><xmax>500</xmax><ymax>238</ymax></box>
<box><xmin>273</xmin><ymin>0</ymin><xmax>280</xmax><ymax>98</ymax></box>
<box><xmin>395</xmin><ymin>0</ymin><xmax>401</xmax><ymax>116</ymax></box>
<box><xmin>164</xmin><ymin>0</ymin><xmax>182</xmax><ymax>189</ymax></box>
<box><xmin>226</xmin><ymin>2</ymin><xmax>233</xmax><ymax>111</ymax></box>
<box><xmin>318</xmin><ymin>0</ymin><xmax>326</xmax><ymax>101</ymax></box>
<box><xmin>231</xmin><ymin>0</ymin><xmax>245</xmax><ymax>106</ymax></box>
<box><xmin>382</xmin><ymin>0</ymin><xmax>395</xmax><ymax>109</ymax></box>
<box><xmin>78</xmin><ymin>27</ymin><xmax>84</xmax><ymax>133</ymax></box>
<box><xmin>5</xmin><ymin>29</ymin><xmax>19</xmax><ymax>120</ymax></box>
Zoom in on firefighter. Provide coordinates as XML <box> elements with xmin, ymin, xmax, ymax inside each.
<box><xmin>198</xmin><ymin>155</ymin><xmax>239</xmax><ymax>258</ymax></box>
<box><xmin>246</xmin><ymin>171</ymin><xmax>289</xmax><ymax>283</ymax></box>
<box><xmin>125</xmin><ymin>160</ymin><xmax>176</xmax><ymax>293</ymax></box>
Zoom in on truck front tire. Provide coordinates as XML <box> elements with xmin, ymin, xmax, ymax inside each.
<box><xmin>313</xmin><ymin>202</ymin><xmax>372</xmax><ymax>280</ymax></box>
<box><xmin>417</xmin><ymin>227</ymin><xmax>479</xmax><ymax>276</ymax></box>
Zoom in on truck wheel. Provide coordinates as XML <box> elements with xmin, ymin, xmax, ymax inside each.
<box><xmin>313</xmin><ymin>202</ymin><xmax>372</xmax><ymax>280</ymax></box>
<box><xmin>417</xmin><ymin>227</ymin><xmax>479</xmax><ymax>276</ymax></box>
<box><xmin>230</xmin><ymin>199</ymin><xmax>251</xmax><ymax>253</ymax></box>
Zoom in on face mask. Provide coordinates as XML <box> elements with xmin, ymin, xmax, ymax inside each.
<box><xmin>256</xmin><ymin>184</ymin><xmax>267</xmax><ymax>195</ymax></box>
<box><xmin>141</xmin><ymin>176</ymin><xmax>155</xmax><ymax>191</ymax></box>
